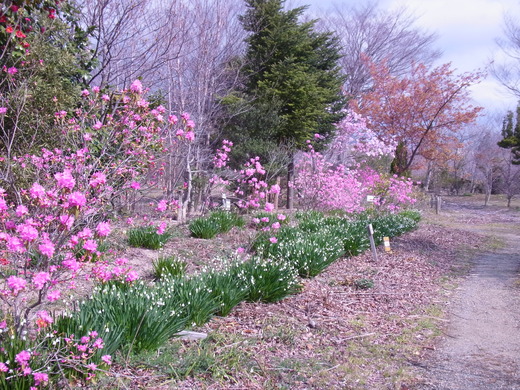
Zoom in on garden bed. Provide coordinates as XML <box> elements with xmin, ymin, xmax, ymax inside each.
<box><xmin>85</xmin><ymin>210</ymin><xmax>484</xmax><ymax>389</ymax></box>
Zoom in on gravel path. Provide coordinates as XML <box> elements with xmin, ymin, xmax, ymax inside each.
<box><xmin>412</xmin><ymin>200</ymin><xmax>520</xmax><ymax>389</ymax></box>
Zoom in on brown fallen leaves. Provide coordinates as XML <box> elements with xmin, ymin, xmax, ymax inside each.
<box><xmin>105</xmin><ymin>217</ymin><xmax>484</xmax><ymax>390</ymax></box>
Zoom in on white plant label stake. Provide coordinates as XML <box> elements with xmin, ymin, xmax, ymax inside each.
<box><xmin>367</xmin><ymin>223</ymin><xmax>378</xmax><ymax>262</ymax></box>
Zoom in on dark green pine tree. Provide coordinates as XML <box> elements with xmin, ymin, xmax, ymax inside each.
<box><xmin>221</xmin><ymin>0</ymin><xmax>346</xmax><ymax>207</ymax></box>
<box><xmin>498</xmin><ymin>104</ymin><xmax>520</xmax><ymax>165</ymax></box>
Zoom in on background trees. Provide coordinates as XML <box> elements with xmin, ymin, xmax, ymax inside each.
<box><xmin>498</xmin><ymin>103</ymin><xmax>520</xmax><ymax>164</ymax></box>
<box><xmin>318</xmin><ymin>2</ymin><xmax>441</xmax><ymax>98</ymax></box>
<box><xmin>352</xmin><ymin>61</ymin><xmax>483</xmax><ymax>176</ymax></box>
<box><xmin>0</xmin><ymin>1</ymin><xmax>92</xmax><ymax>160</ymax></box>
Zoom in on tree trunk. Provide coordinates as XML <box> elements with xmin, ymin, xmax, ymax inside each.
<box><xmin>274</xmin><ymin>176</ymin><xmax>280</xmax><ymax>210</ymax></box>
<box><xmin>424</xmin><ymin>161</ymin><xmax>433</xmax><ymax>191</ymax></box>
<box><xmin>287</xmin><ymin>156</ymin><xmax>294</xmax><ymax>209</ymax></box>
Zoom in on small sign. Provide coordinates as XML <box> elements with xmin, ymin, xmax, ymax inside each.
<box><xmin>366</xmin><ymin>195</ymin><xmax>375</xmax><ymax>203</ymax></box>
<box><xmin>383</xmin><ymin>237</ymin><xmax>391</xmax><ymax>252</ymax></box>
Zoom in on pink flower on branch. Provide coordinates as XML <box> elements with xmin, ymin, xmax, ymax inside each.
<box><xmin>130</xmin><ymin>79</ymin><xmax>143</xmax><ymax>94</ymax></box>
<box><xmin>7</xmin><ymin>276</ymin><xmax>26</xmax><ymax>295</ymax></box>
<box><xmin>156</xmin><ymin>199</ymin><xmax>168</xmax><ymax>212</ymax></box>
<box><xmin>67</xmin><ymin>191</ymin><xmax>87</xmax><ymax>208</ymax></box>
<box><xmin>95</xmin><ymin>221</ymin><xmax>111</xmax><ymax>237</ymax></box>
<box><xmin>32</xmin><ymin>272</ymin><xmax>50</xmax><ymax>290</ymax></box>
<box><xmin>54</xmin><ymin>170</ymin><xmax>75</xmax><ymax>190</ymax></box>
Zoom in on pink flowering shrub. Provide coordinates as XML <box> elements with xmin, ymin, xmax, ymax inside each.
<box><xmin>0</xmin><ymin>320</ymin><xmax>111</xmax><ymax>388</ymax></box>
<box><xmin>0</xmin><ymin>82</ymin><xmax>194</xmax><ymax>356</ymax></box>
<box><xmin>207</xmin><ymin>140</ymin><xmax>280</xmax><ymax>212</ymax></box>
<box><xmin>292</xmin><ymin>111</ymin><xmax>416</xmax><ymax>213</ymax></box>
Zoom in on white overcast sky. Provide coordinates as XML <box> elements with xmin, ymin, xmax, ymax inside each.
<box><xmin>294</xmin><ymin>0</ymin><xmax>520</xmax><ymax>115</ymax></box>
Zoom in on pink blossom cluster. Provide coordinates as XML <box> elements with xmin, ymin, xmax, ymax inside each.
<box><xmin>0</xmin><ymin>82</ymin><xmax>194</xmax><ymax>338</ymax></box>
<box><xmin>234</xmin><ymin>157</ymin><xmax>279</xmax><ymax>211</ymax></box>
<box><xmin>327</xmin><ymin>110</ymin><xmax>396</xmax><ymax>164</ymax></box>
<box><xmin>293</xmin><ymin>143</ymin><xmax>367</xmax><ymax>212</ymax></box>
<box><xmin>291</xmin><ymin>111</ymin><xmax>411</xmax><ymax>213</ymax></box>
<box><xmin>90</xmin><ymin>257</ymin><xmax>139</xmax><ymax>283</ymax></box>
<box><xmin>0</xmin><ymin>326</ymin><xmax>110</xmax><ymax>387</ymax></box>
<box><xmin>213</xmin><ymin>139</ymin><xmax>233</xmax><ymax>168</ymax></box>
<box><xmin>251</xmin><ymin>213</ymin><xmax>287</xmax><ymax>232</ymax></box>
<box><xmin>368</xmin><ymin>172</ymin><xmax>418</xmax><ymax>212</ymax></box>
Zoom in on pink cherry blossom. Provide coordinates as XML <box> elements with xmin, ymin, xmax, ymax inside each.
<box><xmin>47</xmin><ymin>290</ymin><xmax>61</xmax><ymax>302</ymax></box>
<box><xmin>17</xmin><ymin>223</ymin><xmax>39</xmax><ymax>242</ymax></box>
<box><xmin>59</xmin><ymin>214</ymin><xmax>75</xmax><ymax>230</ymax></box>
<box><xmin>156</xmin><ymin>222</ymin><xmax>166</xmax><ymax>235</ymax></box>
<box><xmin>83</xmin><ymin>239</ymin><xmax>98</xmax><ymax>252</ymax></box>
<box><xmin>89</xmin><ymin>172</ymin><xmax>106</xmax><ymax>187</ymax></box>
<box><xmin>35</xmin><ymin>310</ymin><xmax>53</xmax><ymax>329</ymax></box>
<box><xmin>264</xmin><ymin>203</ymin><xmax>274</xmax><ymax>212</ymax></box>
<box><xmin>38</xmin><ymin>240</ymin><xmax>55</xmax><ymax>257</ymax></box>
<box><xmin>125</xmin><ymin>270</ymin><xmax>139</xmax><ymax>282</ymax></box>
<box><xmin>33</xmin><ymin>372</ymin><xmax>49</xmax><ymax>386</ymax></box>
<box><xmin>15</xmin><ymin>204</ymin><xmax>28</xmax><ymax>217</ymax></box>
<box><xmin>78</xmin><ymin>228</ymin><xmax>93</xmax><ymax>240</ymax></box>
<box><xmin>15</xmin><ymin>350</ymin><xmax>31</xmax><ymax>367</ymax></box>
<box><xmin>156</xmin><ymin>199</ymin><xmax>167</xmax><ymax>212</ymax></box>
<box><xmin>29</xmin><ymin>183</ymin><xmax>46</xmax><ymax>199</ymax></box>
<box><xmin>130</xmin><ymin>79</ymin><xmax>143</xmax><ymax>94</ymax></box>
<box><xmin>101</xmin><ymin>355</ymin><xmax>112</xmax><ymax>365</ymax></box>
<box><xmin>7</xmin><ymin>236</ymin><xmax>25</xmax><ymax>253</ymax></box>
<box><xmin>184</xmin><ymin>131</ymin><xmax>195</xmax><ymax>141</ymax></box>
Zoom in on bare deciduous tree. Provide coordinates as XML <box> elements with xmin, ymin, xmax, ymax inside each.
<box><xmin>318</xmin><ymin>1</ymin><xmax>441</xmax><ymax>97</ymax></box>
<box><xmin>491</xmin><ymin>15</ymin><xmax>520</xmax><ymax>97</ymax></box>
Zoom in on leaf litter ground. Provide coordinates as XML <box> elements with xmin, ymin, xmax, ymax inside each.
<box><xmin>94</xmin><ymin>201</ymin><xmax>498</xmax><ymax>390</ymax></box>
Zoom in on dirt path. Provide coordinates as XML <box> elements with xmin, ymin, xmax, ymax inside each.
<box><xmin>412</xmin><ymin>198</ymin><xmax>520</xmax><ymax>389</ymax></box>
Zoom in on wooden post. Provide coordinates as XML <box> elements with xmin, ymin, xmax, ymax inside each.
<box><xmin>287</xmin><ymin>156</ymin><xmax>294</xmax><ymax>209</ymax></box>
<box><xmin>367</xmin><ymin>224</ymin><xmax>378</xmax><ymax>262</ymax></box>
<box><xmin>435</xmin><ymin>195</ymin><xmax>442</xmax><ymax>214</ymax></box>
<box><xmin>177</xmin><ymin>192</ymin><xmax>184</xmax><ymax>223</ymax></box>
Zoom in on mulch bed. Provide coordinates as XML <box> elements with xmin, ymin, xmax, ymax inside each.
<box><xmin>103</xmin><ymin>217</ymin><xmax>485</xmax><ymax>389</ymax></box>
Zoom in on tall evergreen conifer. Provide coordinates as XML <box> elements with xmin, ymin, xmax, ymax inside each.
<box><xmin>498</xmin><ymin>104</ymin><xmax>520</xmax><ymax>165</ymax></box>
<box><xmin>222</xmin><ymin>0</ymin><xmax>345</xmax><ymax>206</ymax></box>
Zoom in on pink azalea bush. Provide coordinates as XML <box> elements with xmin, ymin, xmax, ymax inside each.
<box><xmin>209</xmin><ymin>140</ymin><xmax>280</xmax><ymax>212</ymax></box>
<box><xmin>0</xmin><ymin>81</ymin><xmax>195</xmax><ymax>387</ymax></box>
